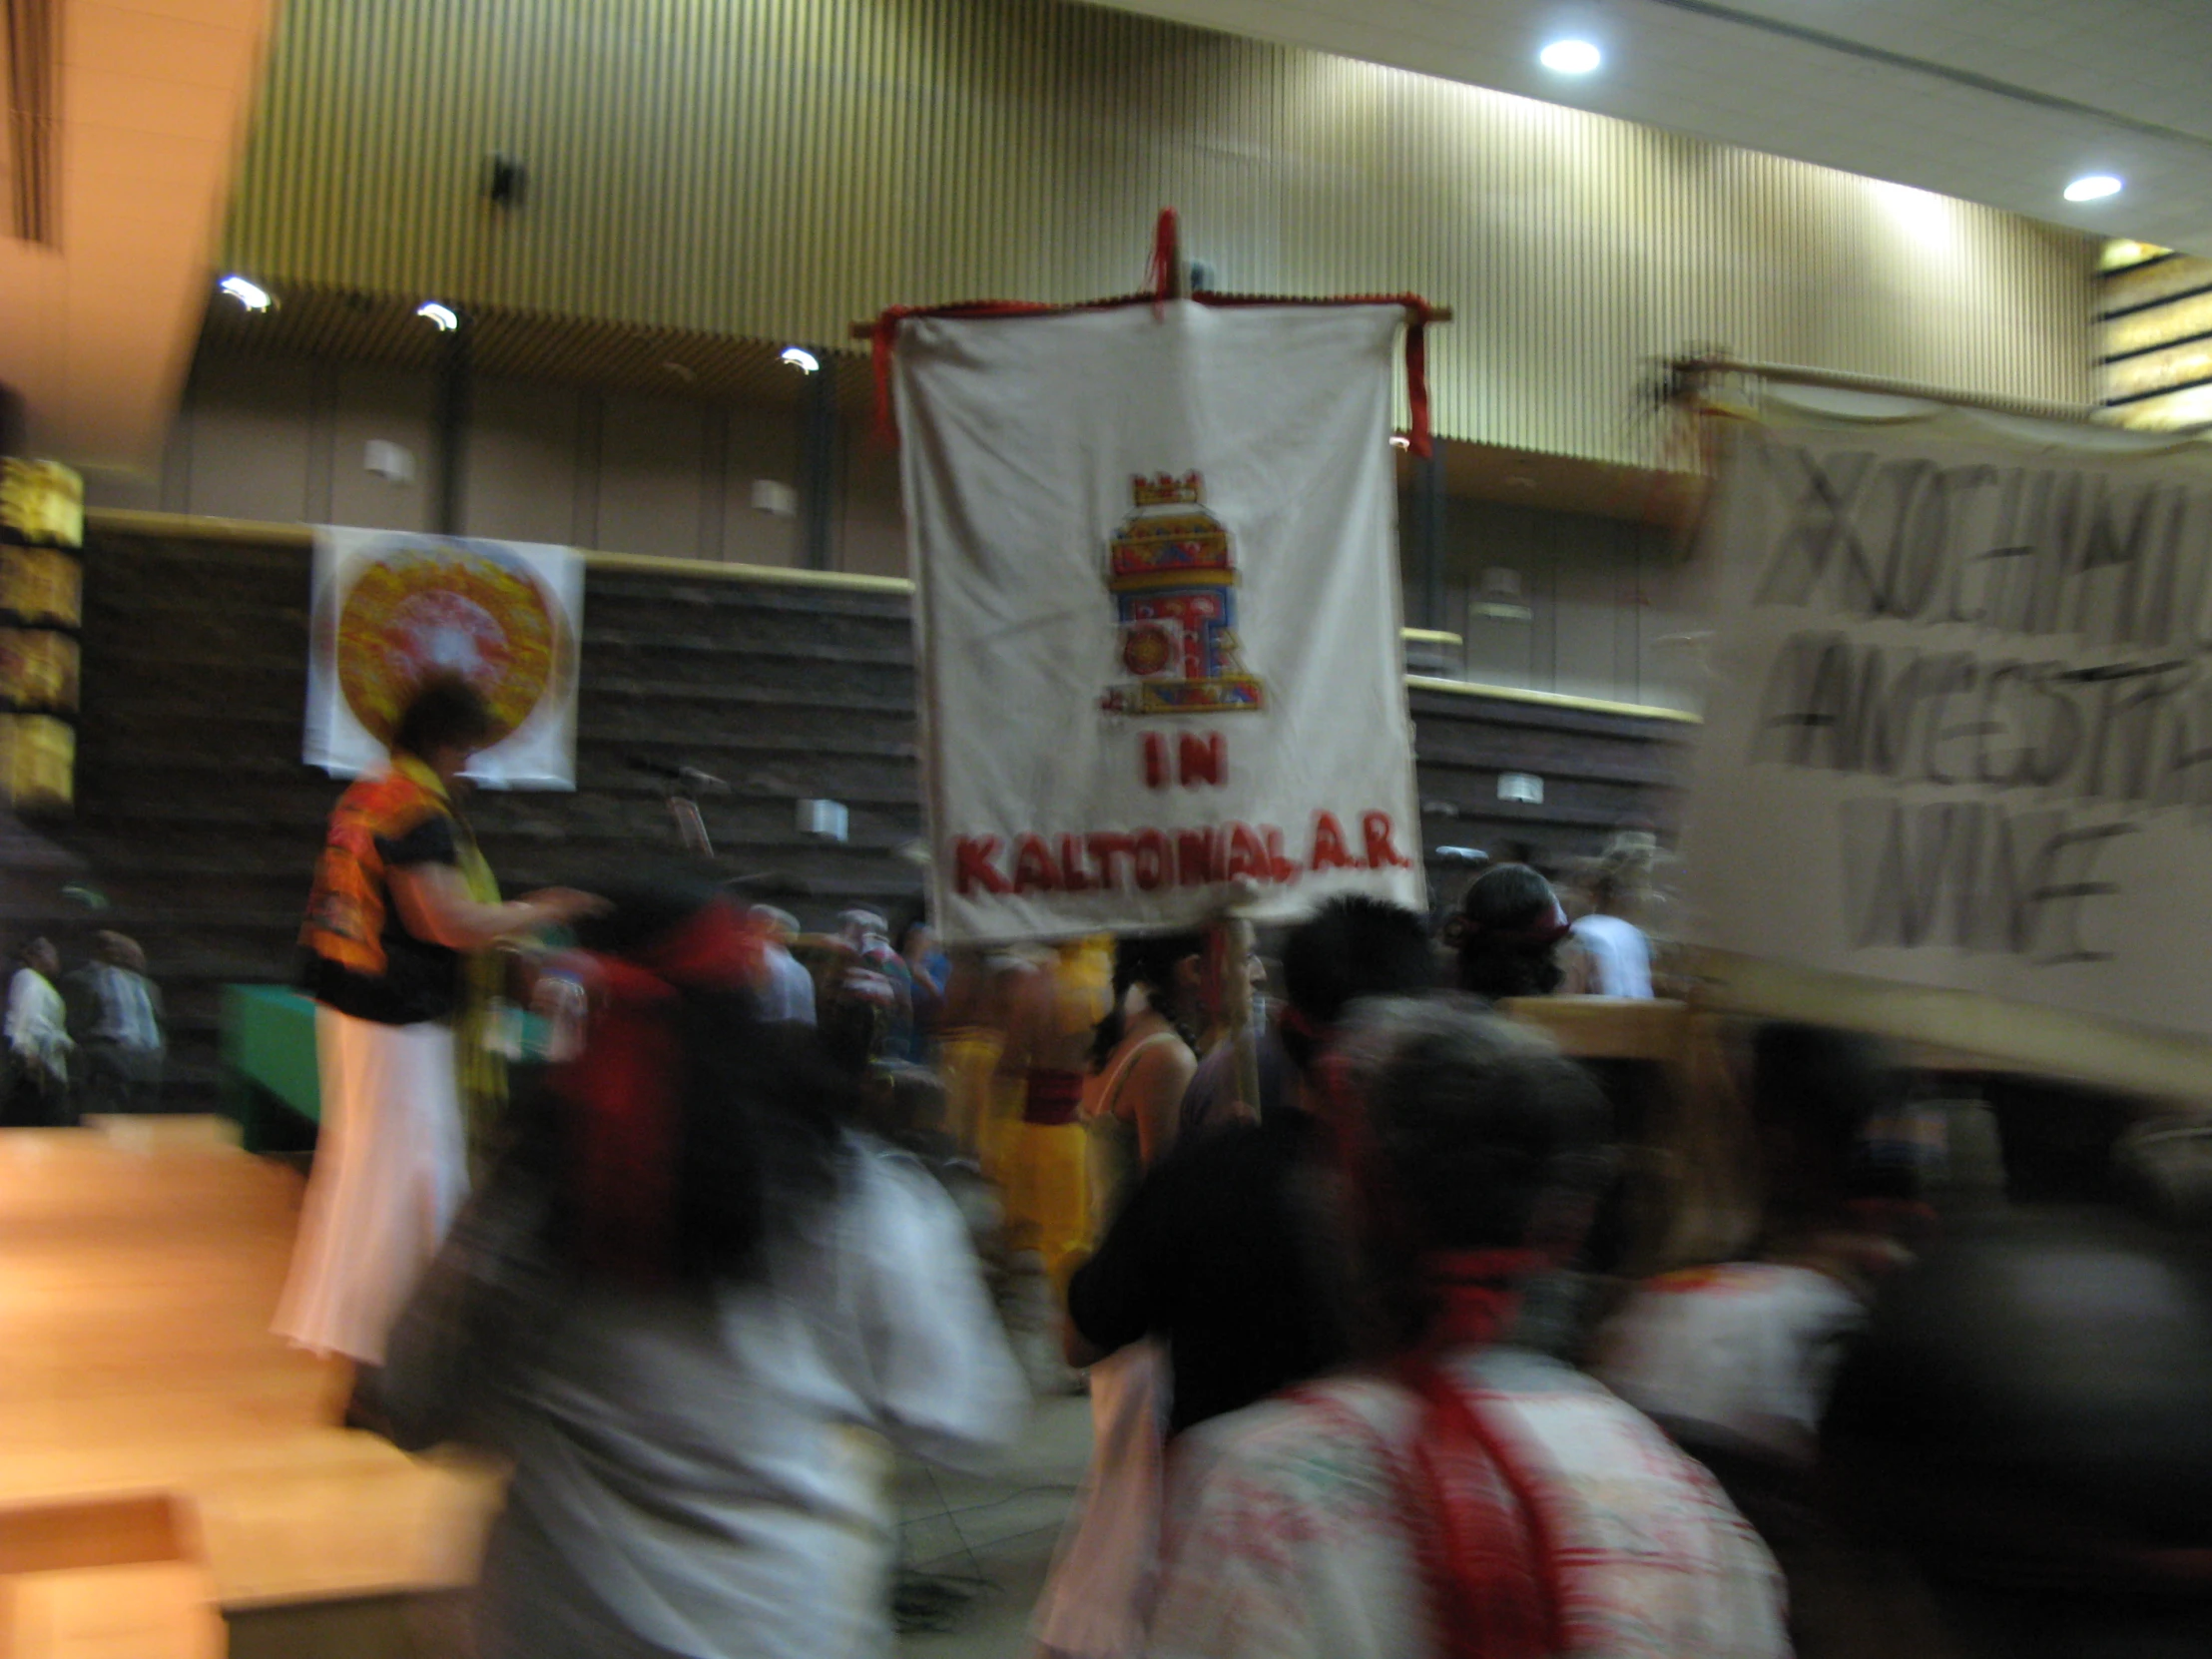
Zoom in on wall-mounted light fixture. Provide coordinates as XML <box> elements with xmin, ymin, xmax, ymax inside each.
<box><xmin>219</xmin><ymin>275</ymin><xmax>272</xmax><ymax>312</ymax></box>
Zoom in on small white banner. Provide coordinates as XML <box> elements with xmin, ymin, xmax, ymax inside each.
<box><xmin>896</xmin><ymin>299</ymin><xmax>1425</xmax><ymax>943</ymax></box>
<box><xmin>305</xmin><ymin>528</ymin><xmax>583</xmax><ymax>790</ymax></box>
<box><xmin>1684</xmin><ymin>404</ymin><xmax>2212</xmax><ymax>1042</ymax></box>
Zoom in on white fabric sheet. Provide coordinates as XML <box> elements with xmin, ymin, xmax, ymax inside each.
<box><xmin>896</xmin><ymin>300</ymin><xmax>1425</xmax><ymax>943</ymax></box>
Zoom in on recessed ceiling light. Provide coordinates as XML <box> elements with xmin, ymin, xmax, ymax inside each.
<box><xmin>1538</xmin><ymin>39</ymin><xmax>1602</xmax><ymax>75</ymax></box>
<box><xmin>415</xmin><ymin>300</ymin><xmax>459</xmax><ymax>331</ymax></box>
<box><xmin>2064</xmin><ymin>174</ymin><xmax>2123</xmax><ymax>203</ymax></box>
<box><xmin>780</xmin><ymin>345</ymin><xmax>821</xmax><ymax>374</ymax></box>
<box><xmin>218</xmin><ymin>275</ymin><xmax>272</xmax><ymax>312</ymax></box>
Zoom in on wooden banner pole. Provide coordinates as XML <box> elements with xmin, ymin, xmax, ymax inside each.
<box><xmin>1209</xmin><ymin>907</ymin><xmax>1261</xmax><ymax>1124</ymax></box>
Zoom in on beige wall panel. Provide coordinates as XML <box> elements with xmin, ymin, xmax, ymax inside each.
<box><xmin>227</xmin><ymin>0</ymin><xmax>2096</xmax><ymax>469</ymax></box>
<box><xmin>326</xmin><ymin>364</ymin><xmax>435</xmax><ymax>532</ymax></box>
<box><xmin>598</xmin><ymin>394</ymin><xmax>707</xmax><ymax>561</ymax></box>
<box><xmin>179</xmin><ymin>356</ymin><xmax>317</xmax><ymax>524</ymax></box>
<box><xmin>721</xmin><ymin>402</ymin><xmax>803</xmax><ymax>567</ymax></box>
<box><xmin>1550</xmin><ymin>544</ymin><xmax>1630</xmax><ymax>708</ymax></box>
<box><xmin>837</xmin><ymin>438</ymin><xmax>908</xmax><ymax>580</ymax></box>
<box><xmin>467</xmin><ymin>378</ymin><xmax>585</xmax><ymax>545</ymax></box>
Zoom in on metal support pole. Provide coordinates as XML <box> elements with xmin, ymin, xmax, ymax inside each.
<box><xmin>1418</xmin><ymin>445</ymin><xmax>1446</xmax><ymax>632</ymax></box>
<box><xmin>800</xmin><ymin>355</ymin><xmax>837</xmax><ymax>571</ymax></box>
<box><xmin>432</xmin><ymin>317</ymin><xmax>473</xmax><ymax>536</ymax></box>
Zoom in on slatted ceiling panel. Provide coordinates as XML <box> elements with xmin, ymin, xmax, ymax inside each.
<box><xmin>226</xmin><ymin>0</ymin><xmax>2095</xmax><ymax>468</ymax></box>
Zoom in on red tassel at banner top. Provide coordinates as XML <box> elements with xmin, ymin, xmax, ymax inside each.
<box><xmin>870</xmin><ymin>308</ymin><xmax>912</xmax><ymax>449</ymax></box>
<box><xmin>1150</xmin><ymin>208</ymin><xmax>1181</xmax><ymax>314</ymax></box>
<box><xmin>1404</xmin><ymin>306</ymin><xmax>1434</xmax><ymax>458</ymax></box>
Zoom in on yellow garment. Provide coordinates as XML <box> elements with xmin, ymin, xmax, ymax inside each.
<box><xmin>978</xmin><ymin>1070</ymin><xmax>1025</xmax><ymax>1189</ymax></box>
<box><xmin>391</xmin><ymin>756</ymin><xmax>508</xmax><ymax>1170</ymax></box>
<box><xmin>1003</xmin><ymin>1120</ymin><xmax>1090</xmax><ymax>1297</ymax></box>
<box><xmin>938</xmin><ymin>1026</ymin><xmax>1004</xmax><ymax>1160</ymax></box>
<box><xmin>1050</xmin><ymin>936</ymin><xmax>1114</xmax><ymax>1035</ymax></box>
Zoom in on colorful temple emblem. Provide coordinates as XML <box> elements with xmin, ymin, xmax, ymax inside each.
<box><xmin>1099</xmin><ymin>472</ymin><xmax>1265</xmax><ymax>717</ymax></box>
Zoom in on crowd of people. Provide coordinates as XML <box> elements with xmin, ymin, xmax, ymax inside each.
<box><xmin>246</xmin><ymin>676</ymin><xmax>2212</xmax><ymax>1657</ymax></box>
<box><xmin>1</xmin><ymin>927</ymin><xmax>166</xmax><ymax>1125</ymax></box>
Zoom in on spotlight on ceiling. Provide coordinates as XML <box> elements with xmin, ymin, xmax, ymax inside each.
<box><xmin>2064</xmin><ymin>174</ymin><xmax>2123</xmax><ymax>203</ymax></box>
<box><xmin>780</xmin><ymin>345</ymin><xmax>821</xmax><ymax>374</ymax></box>
<box><xmin>415</xmin><ymin>300</ymin><xmax>460</xmax><ymax>331</ymax></box>
<box><xmin>1538</xmin><ymin>38</ymin><xmax>1602</xmax><ymax>75</ymax></box>
<box><xmin>1388</xmin><ymin>433</ymin><xmax>1412</xmax><ymax>451</ymax></box>
<box><xmin>218</xmin><ymin>275</ymin><xmax>272</xmax><ymax>312</ymax></box>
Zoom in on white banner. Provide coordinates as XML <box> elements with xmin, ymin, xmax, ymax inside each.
<box><xmin>896</xmin><ymin>300</ymin><xmax>1425</xmax><ymax>943</ymax></box>
<box><xmin>305</xmin><ymin>528</ymin><xmax>583</xmax><ymax>790</ymax></box>
<box><xmin>1684</xmin><ymin>401</ymin><xmax>2212</xmax><ymax>1043</ymax></box>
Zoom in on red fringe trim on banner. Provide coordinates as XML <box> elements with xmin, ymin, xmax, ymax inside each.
<box><xmin>867</xmin><ymin>285</ymin><xmax>1438</xmax><ymax>455</ymax></box>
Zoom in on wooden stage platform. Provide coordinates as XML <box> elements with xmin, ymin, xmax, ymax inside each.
<box><xmin>0</xmin><ymin>1120</ymin><xmax>501</xmax><ymax>1656</ymax></box>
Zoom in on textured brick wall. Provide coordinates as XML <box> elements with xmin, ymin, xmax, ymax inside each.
<box><xmin>48</xmin><ymin>527</ymin><xmax>1685</xmax><ymax>1103</ymax></box>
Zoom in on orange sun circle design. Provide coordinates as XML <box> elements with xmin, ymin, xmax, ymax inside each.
<box><xmin>334</xmin><ymin>547</ymin><xmax>562</xmax><ymax>748</ymax></box>
<box><xmin>1122</xmin><ymin>623</ymin><xmax>1175</xmax><ymax>678</ymax></box>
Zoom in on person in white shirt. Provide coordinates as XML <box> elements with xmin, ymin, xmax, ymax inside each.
<box><xmin>1147</xmin><ymin>999</ymin><xmax>1786</xmax><ymax>1659</ymax></box>
<box><xmin>65</xmin><ymin>930</ymin><xmax>165</xmax><ymax>1114</ymax></box>
<box><xmin>751</xmin><ymin>905</ymin><xmax>818</xmax><ymax>1025</ymax></box>
<box><xmin>1567</xmin><ymin>859</ymin><xmax>1654</xmax><ymax>998</ymax></box>
<box><xmin>4</xmin><ymin>936</ymin><xmax>72</xmax><ymax>1126</ymax></box>
<box><xmin>383</xmin><ymin>879</ymin><xmax>1025</xmax><ymax>1659</ymax></box>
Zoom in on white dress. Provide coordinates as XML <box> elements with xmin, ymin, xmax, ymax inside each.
<box><xmin>272</xmin><ymin>1006</ymin><xmax>467</xmax><ymax>1364</ymax></box>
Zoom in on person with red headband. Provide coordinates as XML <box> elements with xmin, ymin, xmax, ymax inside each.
<box><xmin>1147</xmin><ymin>997</ymin><xmax>1786</xmax><ymax>1659</ymax></box>
<box><xmin>381</xmin><ymin>876</ymin><xmax>1026</xmax><ymax>1659</ymax></box>
<box><xmin>1447</xmin><ymin>863</ymin><xmax>1576</xmax><ymax>1002</ymax></box>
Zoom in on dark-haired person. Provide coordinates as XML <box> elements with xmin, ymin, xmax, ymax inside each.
<box><xmin>1032</xmin><ymin>932</ymin><xmax>1204</xmax><ymax>1659</ymax></box>
<box><xmin>276</xmin><ymin>675</ymin><xmax>600</xmax><ymax>1380</ymax></box>
<box><xmin>1084</xmin><ymin>931</ymin><xmax>1206</xmax><ymax>1228</ymax></box>
<box><xmin>383</xmin><ymin>879</ymin><xmax>1025</xmax><ymax>1659</ymax></box>
<box><xmin>1068</xmin><ymin>896</ymin><xmax>1438</xmax><ymax>1435</ymax></box>
<box><xmin>1147</xmin><ymin>999</ymin><xmax>1787</xmax><ymax>1659</ymax></box>
<box><xmin>1449</xmin><ymin>861</ymin><xmax>1574</xmax><ymax>1001</ymax></box>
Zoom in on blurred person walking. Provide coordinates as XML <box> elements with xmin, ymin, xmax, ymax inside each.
<box><xmin>1082</xmin><ymin>931</ymin><xmax>1205</xmax><ymax>1229</ymax></box>
<box><xmin>381</xmin><ymin>877</ymin><xmax>1025</xmax><ymax>1659</ymax></box>
<box><xmin>749</xmin><ymin>906</ymin><xmax>818</xmax><ymax>1025</ymax></box>
<box><xmin>65</xmin><ymin>930</ymin><xmax>164</xmax><ymax>1114</ymax></box>
<box><xmin>1031</xmin><ymin>928</ymin><xmax>1204</xmax><ymax>1659</ymax></box>
<box><xmin>3</xmin><ymin>936</ymin><xmax>71</xmax><ymax>1126</ymax></box>
<box><xmin>1040</xmin><ymin>900</ymin><xmax>1434</xmax><ymax>1659</ymax></box>
<box><xmin>1069</xmin><ymin>897</ymin><xmax>1433</xmax><ymax>1432</ymax></box>
<box><xmin>1147</xmin><ymin>998</ymin><xmax>1788</xmax><ymax>1659</ymax></box>
<box><xmin>1567</xmin><ymin>856</ymin><xmax>1654</xmax><ymax>999</ymax></box>
<box><xmin>276</xmin><ymin>676</ymin><xmax>599</xmax><ymax>1380</ymax></box>
<box><xmin>996</xmin><ymin>936</ymin><xmax>1114</xmax><ymax>1294</ymax></box>
<box><xmin>1595</xmin><ymin>1024</ymin><xmax>1918</xmax><ymax>1479</ymax></box>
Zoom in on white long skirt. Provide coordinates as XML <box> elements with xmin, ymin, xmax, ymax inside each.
<box><xmin>272</xmin><ymin>1008</ymin><xmax>468</xmax><ymax>1365</ymax></box>
<box><xmin>1031</xmin><ymin>1341</ymin><xmax>1167</xmax><ymax>1659</ymax></box>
